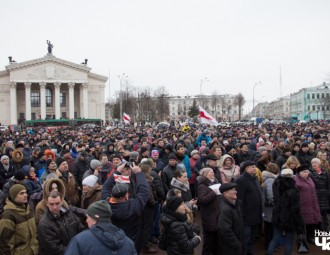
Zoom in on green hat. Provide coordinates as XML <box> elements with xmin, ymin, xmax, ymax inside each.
<box><xmin>86</xmin><ymin>200</ymin><xmax>112</xmax><ymax>222</ymax></box>
<box><xmin>9</xmin><ymin>184</ymin><xmax>27</xmax><ymax>201</ymax></box>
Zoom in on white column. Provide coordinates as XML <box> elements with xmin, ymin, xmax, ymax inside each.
<box><xmin>82</xmin><ymin>82</ymin><xmax>89</xmax><ymax>118</ymax></box>
<box><xmin>99</xmin><ymin>85</ymin><xmax>105</xmax><ymax>121</ymax></box>
<box><xmin>10</xmin><ymin>82</ymin><xmax>17</xmax><ymax>125</ymax></box>
<box><xmin>68</xmin><ymin>82</ymin><xmax>75</xmax><ymax>119</ymax></box>
<box><xmin>54</xmin><ymin>82</ymin><xmax>61</xmax><ymax>119</ymax></box>
<box><xmin>24</xmin><ymin>82</ymin><xmax>32</xmax><ymax>121</ymax></box>
<box><xmin>39</xmin><ymin>82</ymin><xmax>46</xmax><ymax>119</ymax></box>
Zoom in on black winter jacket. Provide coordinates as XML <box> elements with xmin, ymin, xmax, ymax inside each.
<box><xmin>309</xmin><ymin>168</ymin><xmax>330</xmax><ymax>210</ymax></box>
<box><xmin>217</xmin><ymin>197</ymin><xmax>245</xmax><ymax>255</ymax></box>
<box><xmin>272</xmin><ymin>176</ymin><xmax>304</xmax><ymax>232</ymax></box>
<box><xmin>38</xmin><ymin>207</ymin><xmax>85</xmax><ymax>255</ymax></box>
<box><xmin>160</xmin><ymin>209</ymin><xmax>200</xmax><ymax>255</ymax></box>
<box><xmin>0</xmin><ymin>162</ymin><xmax>16</xmax><ymax>189</ymax></box>
<box><xmin>236</xmin><ymin>171</ymin><xmax>263</xmax><ymax>226</ymax></box>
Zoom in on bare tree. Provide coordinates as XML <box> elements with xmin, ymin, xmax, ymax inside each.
<box><xmin>210</xmin><ymin>90</ymin><xmax>219</xmax><ymax>120</ymax></box>
<box><xmin>154</xmin><ymin>86</ymin><xmax>170</xmax><ymax>122</ymax></box>
<box><xmin>234</xmin><ymin>93</ymin><xmax>245</xmax><ymax>120</ymax></box>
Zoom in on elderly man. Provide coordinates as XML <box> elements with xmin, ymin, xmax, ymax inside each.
<box><xmin>217</xmin><ymin>183</ymin><xmax>245</xmax><ymax>255</ymax></box>
<box><xmin>38</xmin><ymin>190</ymin><xmax>84</xmax><ymax>255</ymax></box>
<box><xmin>0</xmin><ymin>155</ymin><xmax>16</xmax><ymax>189</ymax></box>
<box><xmin>0</xmin><ymin>184</ymin><xmax>39</xmax><ymax>255</ymax></box>
<box><xmin>65</xmin><ymin>200</ymin><xmax>136</xmax><ymax>255</ymax></box>
<box><xmin>235</xmin><ymin>160</ymin><xmax>263</xmax><ymax>255</ymax></box>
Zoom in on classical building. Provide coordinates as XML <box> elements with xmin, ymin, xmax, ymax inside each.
<box><xmin>0</xmin><ymin>53</ymin><xmax>107</xmax><ymax>125</ymax></box>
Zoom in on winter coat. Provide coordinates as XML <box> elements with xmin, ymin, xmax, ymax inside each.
<box><xmin>0</xmin><ymin>199</ymin><xmax>39</xmax><ymax>255</ymax></box>
<box><xmin>73</xmin><ymin>158</ymin><xmax>89</xmax><ymax>187</ymax></box>
<box><xmin>262</xmin><ymin>171</ymin><xmax>277</xmax><ymax>222</ymax></box>
<box><xmin>150</xmin><ymin>169</ymin><xmax>165</xmax><ymax>201</ymax></box>
<box><xmin>81</xmin><ymin>184</ymin><xmax>102</xmax><ymax>209</ymax></box>
<box><xmin>294</xmin><ymin>175</ymin><xmax>321</xmax><ymax>225</ymax></box>
<box><xmin>110</xmin><ymin>172</ymin><xmax>149</xmax><ymax>254</ymax></box>
<box><xmin>275</xmin><ymin>154</ymin><xmax>289</xmax><ymax>169</ymax></box>
<box><xmin>56</xmin><ymin>169</ymin><xmax>79</xmax><ymax>206</ymax></box>
<box><xmin>176</xmin><ymin>153</ymin><xmax>192</xmax><ymax>179</ymax></box>
<box><xmin>272</xmin><ymin>176</ymin><xmax>303</xmax><ymax>232</ymax></box>
<box><xmin>65</xmin><ymin>222</ymin><xmax>137</xmax><ymax>255</ymax></box>
<box><xmin>309</xmin><ymin>168</ymin><xmax>330</xmax><ymax>210</ymax></box>
<box><xmin>160</xmin><ymin>209</ymin><xmax>200</xmax><ymax>255</ymax></box>
<box><xmin>217</xmin><ymin>197</ymin><xmax>245</xmax><ymax>255</ymax></box>
<box><xmin>0</xmin><ymin>161</ymin><xmax>16</xmax><ymax>189</ymax></box>
<box><xmin>162</xmin><ymin>164</ymin><xmax>182</xmax><ymax>194</ymax></box>
<box><xmin>196</xmin><ymin>134</ymin><xmax>212</xmax><ymax>147</ymax></box>
<box><xmin>35</xmin><ymin>178</ymin><xmax>68</xmax><ymax>223</ymax></box>
<box><xmin>219</xmin><ymin>154</ymin><xmax>240</xmax><ymax>183</ymax></box>
<box><xmin>271</xmin><ymin>146</ymin><xmax>282</xmax><ymax>162</ymax></box>
<box><xmin>2</xmin><ymin>177</ymin><xmax>20</xmax><ymax>199</ymax></box>
<box><xmin>235</xmin><ymin>171</ymin><xmax>263</xmax><ymax>226</ymax></box>
<box><xmin>23</xmin><ymin>178</ymin><xmax>42</xmax><ymax>196</ymax></box>
<box><xmin>38</xmin><ymin>207</ymin><xmax>84</xmax><ymax>255</ymax></box>
<box><xmin>237</xmin><ymin>151</ymin><xmax>253</xmax><ymax>166</ymax></box>
<box><xmin>296</xmin><ymin>151</ymin><xmax>313</xmax><ymax>167</ymax></box>
<box><xmin>197</xmin><ymin>176</ymin><xmax>220</xmax><ymax>232</ymax></box>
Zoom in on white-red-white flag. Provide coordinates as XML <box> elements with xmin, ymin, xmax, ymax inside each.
<box><xmin>199</xmin><ymin>106</ymin><xmax>218</xmax><ymax>125</ymax></box>
<box><xmin>123</xmin><ymin>113</ymin><xmax>131</xmax><ymax>124</ymax></box>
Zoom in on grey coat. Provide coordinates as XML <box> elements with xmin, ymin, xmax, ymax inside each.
<box><xmin>261</xmin><ymin>171</ymin><xmax>277</xmax><ymax>222</ymax></box>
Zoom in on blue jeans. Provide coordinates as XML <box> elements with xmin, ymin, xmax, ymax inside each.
<box><xmin>244</xmin><ymin>225</ymin><xmax>258</xmax><ymax>255</ymax></box>
<box><xmin>266</xmin><ymin>227</ymin><xmax>294</xmax><ymax>255</ymax></box>
<box><xmin>151</xmin><ymin>202</ymin><xmax>161</xmax><ymax>238</ymax></box>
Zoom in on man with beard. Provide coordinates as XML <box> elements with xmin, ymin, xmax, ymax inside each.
<box><xmin>0</xmin><ymin>155</ymin><xmax>16</xmax><ymax>189</ymax></box>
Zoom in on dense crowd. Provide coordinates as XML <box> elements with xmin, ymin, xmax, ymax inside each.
<box><xmin>0</xmin><ymin>121</ymin><xmax>329</xmax><ymax>255</ymax></box>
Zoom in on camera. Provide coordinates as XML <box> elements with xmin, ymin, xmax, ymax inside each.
<box><xmin>125</xmin><ymin>162</ymin><xmax>131</xmax><ymax>168</ymax></box>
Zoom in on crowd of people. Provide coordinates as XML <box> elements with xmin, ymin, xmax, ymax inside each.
<box><xmin>0</xmin><ymin>120</ymin><xmax>329</xmax><ymax>255</ymax></box>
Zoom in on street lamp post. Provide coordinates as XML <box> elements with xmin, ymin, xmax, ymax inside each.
<box><xmin>118</xmin><ymin>73</ymin><xmax>128</xmax><ymax>124</ymax></box>
<box><xmin>253</xmin><ymin>81</ymin><xmax>262</xmax><ymax>116</ymax></box>
<box><xmin>199</xmin><ymin>77</ymin><xmax>209</xmax><ymax>107</ymax></box>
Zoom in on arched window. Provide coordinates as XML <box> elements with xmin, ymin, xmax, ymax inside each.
<box><xmin>46</xmin><ymin>88</ymin><xmax>53</xmax><ymax>107</ymax></box>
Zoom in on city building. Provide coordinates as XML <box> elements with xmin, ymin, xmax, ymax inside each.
<box><xmin>0</xmin><ymin>53</ymin><xmax>107</xmax><ymax>126</ymax></box>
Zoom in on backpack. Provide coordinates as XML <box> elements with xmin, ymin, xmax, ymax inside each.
<box><xmin>158</xmin><ymin>221</ymin><xmax>173</xmax><ymax>250</ymax></box>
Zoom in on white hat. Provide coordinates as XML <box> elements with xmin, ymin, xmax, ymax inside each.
<box><xmin>82</xmin><ymin>175</ymin><xmax>98</xmax><ymax>187</ymax></box>
<box><xmin>281</xmin><ymin>168</ymin><xmax>293</xmax><ymax>177</ymax></box>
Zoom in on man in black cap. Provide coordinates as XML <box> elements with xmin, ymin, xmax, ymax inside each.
<box><xmin>217</xmin><ymin>183</ymin><xmax>245</xmax><ymax>255</ymax></box>
<box><xmin>65</xmin><ymin>200</ymin><xmax>136</xmax><ymax>255</ymax></box>
<box><xmin>235</xmin><ymin>160</ymin><xmax>262</xmax><ymax>255</ymax></box>
<box><xmin>109</xmin><ymin>163</ymin><xmax>150</xmax><ymax>254</ymax></box>
<box><xmin>161</xmin><ymin>153</ymin><xmax>182</xmax><ymax>194</ymax></box>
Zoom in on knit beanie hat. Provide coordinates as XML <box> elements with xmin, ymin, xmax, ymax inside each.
<box><xmin>199</xmin><ymin>167</ymin><xmax>213</xmax><ymax>177</ymax></box>
<box><xmin>225</xmin><ymin>145</ymin><xmax>234</xmax><ymax>153</ymax></box>
<box><xmin>168</xmin><ymin>153</ymin><xmax>178</xmax><ymax>161</ymax></box>
<box><xmin>14</xmin><ymin>170</ymin><xmax>25</xmax><ymax>181</ymax></box>
<box><xmin>46</xmin><ymin>159</ymin><xmax>55</xmax><ymax>169</ymax></box>
<box><xmin>166</xmin><ymin>196</ymin><xmax>183</xmax><ymax>211</ymax></box>
<box><xmin>82</xmin><ymin>175</ymin><xmax>98</xmax><ymax>187</ymax></box>
<box><xmin>56</xmin><ymin>157</ymin><xmax>67</xmax><ymax>167</ymax></box>
<box><xmin>9</xmin><ymin>184</ymin><xmax>27</xmax><ymax>201</ymax></box>
<box><xmin>86</xmin><ymin>200</ymin><xmax>112</xmax><ymax>222</ymax></box>
<box><xmin>0</xmin><ymin>155</ymin><xmax>9</xmax><ymax>161</ymax></box>
<box><xmin>90</xmin><ymin>159</ymin><xmax>102</xmax><ymax>170</ymax></box>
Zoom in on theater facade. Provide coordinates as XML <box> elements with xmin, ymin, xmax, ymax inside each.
<box><xmin>0</xmin><ymin>53</ymin><xmax>107</xmax><ymax>126</ymax></box>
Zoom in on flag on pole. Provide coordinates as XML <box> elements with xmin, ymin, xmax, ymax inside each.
<box><xmin>199</xmin><ymin>106</ymin><xmax>218</xmax><ymax>125</ymax></box>
<box><xmin>123</xmin><ymin>113</ymin><xmax>131</xmax><ymax>124</ymax></box>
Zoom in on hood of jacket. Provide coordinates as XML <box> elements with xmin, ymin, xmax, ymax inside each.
<box><xmin>90</xmin><ymin>222</ymin><xmax>126</xmax><ymax>250</ymax></box>
<box><xmin>219</xmin><ymin>154</ymin><xmax>235</xmax><ymax>168</ymax></box>
<box><xmin>43</xmin><ymin>178</ymin><xmax>66</xmax><ymax>200</ymax></box>
<box><xmin>12</xmin><ymin>149</ymin><xmax>23</xmax><ymax>163</ymax></box>
<box><xmin>261</xmin><ymin>170</ymin><xmax>277</xmax><ymax>182</ymax></box>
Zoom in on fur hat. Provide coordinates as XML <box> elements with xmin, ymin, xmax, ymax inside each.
<box><xmin>86</xmin><ymin>200</ymin><xmax>112</xmax><ymax>222</ymax></box>
<box><xmin>296</xmin><ymin>165</ymin><xmax>309</xmax><ymax>174</ymax></box>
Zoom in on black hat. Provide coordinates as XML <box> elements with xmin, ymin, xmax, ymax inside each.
<box><xmin>225</xmin><ymin>145</ymin><xmax>234</xmax><ymax>153</ymax></box>
<box><xmin>206</xmin><ymin>154</ymin><xmax>218</xmax><ymax>161</ymax></box>
<box><xmin>165</xmin><ymin>144</ymin><xmax>173</xmax><ymax>151</ymax></box>
<box><xmin>61</xmin><ymin>149</ymin><xmax>70</xmax><ymax>155</ymax></box>
<box><xmin>166</xmin><ymin>196</ymin><xmax>183</xmax><ymax>211</ymax></box>
<box><xmin>168</xmin><ymin>153</ymin><xmax>178</xmax><ymax>161</ymax></box>
<box><xmin>46</xmin><ymin>159</ymin><xmax>55</xmax><ymax>169</ymax></box>
<box><xmin>220</xmin><ymin>183</ymin><xmax>237</xmax><ymax>194</ymax></box>
<box><xmin>296</xmin><ymin>164</ymin><xmax>309</xmax><ymax>174</ymax></box>
<box><xmin>241</xmin><ymin>160</ymin><xmax>256</xmax><ymax>172</ymax></box>
<box><xmin>56</xmin><ymin>157</ymin><xmax>67</xmax><ymax>167</ymax></box>
<box><xmin>140</xmin><ymin>147</ymin><xmax>149</xmax><ymax>155</ymax></box>
<box><xmin>111</xmin><ymin>183</ymin><xmax>129</xmax><ymax>198</ymax></box>
<box><xmin>112</xmin><ymin>154</ymin><xmax>122</xmax><ymax>160</ymax></box>
<box><xmin>314</xmin><ymin>134</ymin><xmax>321</xmax><ymax>139</ymax></box>
<box><xmin>86</xmin><ymin>200</ymin><xmax>112</xmax><ymax>222</ymax></box>
<box><xmin>14</xmin><ymin>170</ymin><xmax>25</xmax><ymax>181</ymax></box>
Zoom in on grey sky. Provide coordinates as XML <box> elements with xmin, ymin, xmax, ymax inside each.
<box><xmin>1</xmin><ymin>0</ymin><xmax>329</xmax><ymax>112</ymax></box>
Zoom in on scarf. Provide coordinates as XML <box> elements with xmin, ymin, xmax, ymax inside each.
<box><xmin>170</xmin><ymin>177</ymin><xmax>190</xmax><ymax>192</ymax></box>
<box><xmin>3</xmin><ymin>163</ymin><xmax>9</xmax><ymax>171</ymax></box>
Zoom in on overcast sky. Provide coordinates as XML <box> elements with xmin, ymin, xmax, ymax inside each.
<box><xmin>1</xmin><ymin>0</ymin><xmax>330</xmax><ymax>112</ymax></box>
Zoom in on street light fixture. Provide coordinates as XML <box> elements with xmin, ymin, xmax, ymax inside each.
<box><xmin>199</xmin><ymin>77</ymin><xmax>209</xmax><ymax>107</ymax></box>
<box><xmin>253</xmin><ymin>81</ymin><xmax>262</xmax><ymax>116</ymax></box>
<box><xmin>118</xmin><ymin>73</ymin><xmax>128</xmax><ymax>124</ymax></box>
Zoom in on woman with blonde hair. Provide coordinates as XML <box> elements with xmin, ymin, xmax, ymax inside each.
<box><xmin>282</xmin><ymin>156</ymin><xmax>300</xmax><ymax>174</ymax></box>
<box><xmin>316</xmin><ymin>151</ymin><xmax>330</xmax><ymax>174</ymax></box>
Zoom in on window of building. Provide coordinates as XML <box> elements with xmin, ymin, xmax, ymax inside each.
<box><xmin>327</xmin><ymin>106</ymin><xmax>330</xmax><ymax>111</ymax></box>
<box><xmin>61</xmin><ymin>112</ymin><xmax>67</xmax><ymax>118</ymax></box>
<box><xmin>31</xmin><ymin>92</ymin><xmax>40</xmax><ymax>107</ymax></box>
<box><xmin>19</xmin><ymin>113</ymin><xmax>25</xmax><ymax>120</ymax></box>
<box><xmin>322</xmin><ymin>106</ymin><xmax>325</xmax><ymax>111</ymax></box>
<box><xmin>31</xmin><ymin>113</ymin><xmax>36</xmax><ymax>120</ymax></box>
<box><xmin>46</xmin><ymin>88</ymin><xmax>53</xmax><ymax>107</ymax></box>
<box><xmin>307</xmin><ymin>94</ymin><xmax>310</xmax><ymax>99</ymax></box>
<box><xmin>317</xmin><ymin>93</ymin><xmax>319</xmax><ymax>99</ymax></box>
<box><xmin>312</xmin><ymin>105</ymin><xmax>315</xmax><ymax>111</ymax></box>
<box><xmin>317</xmin><ymin>105</ymin><xmax>320</xmax><ymax>110</ymax></box>
<box><xmin>327</xmin><ymin>93</ymin><xmax>330</xmax><ymax>98</ymax></box>
<box><xmin>60</xmin><ymin>93</ymin><xmax>66</xmax><ymax>107</ymax></box>
<box><xmin>322</xmin><ymin>93</ymin><xmax>324</xmax><ymax>99</ymax></box>
<box><xmin>307</xmin><ymin>105</ymin><xmax>310</xmax><ymax>111</ymax></box>
<box><xmin>312</xmin><ymin>94</ymin><xmax>315</xmax><ymax>99</ymax></box>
